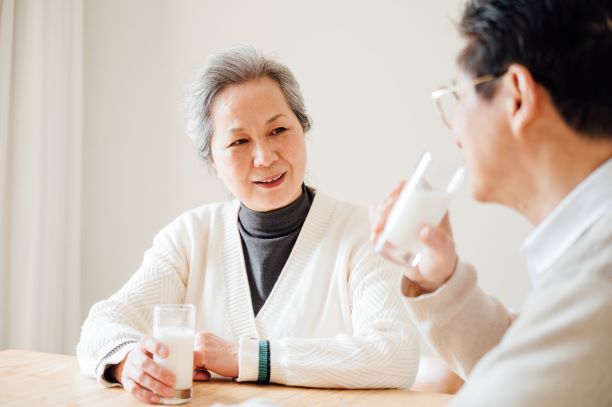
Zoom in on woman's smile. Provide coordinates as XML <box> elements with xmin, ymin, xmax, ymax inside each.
<box><xmin>253</xmin><ymin>171</ymin><xmax>287</xmax><ymax>188</ymax></box>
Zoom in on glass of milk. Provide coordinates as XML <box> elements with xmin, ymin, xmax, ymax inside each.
<box><xmin>375</xmin><ymin>151</ymin><xmax>465</xmax><ymax>267</ymax></box>
<box><xmin>153</xmin><ymin>304</ymin><xmax>196</xmax><ymax>405</ymax></box>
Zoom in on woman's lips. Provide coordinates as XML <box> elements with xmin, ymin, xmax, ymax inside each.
<box><xmin>254</xmin><ymin>172</ymin><xmax>286</xmax><ymax>188</ymax></box>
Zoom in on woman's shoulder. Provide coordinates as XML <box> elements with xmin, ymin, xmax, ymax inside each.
<box><xmin>172</xmin><ymin>199</ymin><xmax>238</xmax><ymax>226</ymax></box>
<box><xmin>310</xmin><ymin>189</ymin><xmax>370</xmax><ymax>234</ymax></box>
<box><xmin>151</xmin><ymin>200</ymin><xmax>238</xmax><ymax>249</ymax></box>
<box><xmin>310</xmin><ymin>190</ymin><xmax>396</xmax><ymax>276</ymax></box>
<box><xmin>313</xmin><ymin>189</ymin><xmax>367</xmax><ymax>218</ymax></box>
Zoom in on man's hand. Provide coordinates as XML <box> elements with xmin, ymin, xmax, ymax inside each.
<box><xmin>370</xmin><ymin>180</ymin><xmax>458</xmax><ymax>294</ymax></box>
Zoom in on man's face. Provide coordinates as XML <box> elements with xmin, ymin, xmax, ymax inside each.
<box><xmin>451</xmin><ymin>70</ymin><xmax>517</xmax><ymax>203</ymax></box>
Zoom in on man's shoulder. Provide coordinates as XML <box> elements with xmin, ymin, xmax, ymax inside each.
<box><xmin>548</xmin><ymin>208</ymin><xmax>612</xmax><ymax>280</ymax></box>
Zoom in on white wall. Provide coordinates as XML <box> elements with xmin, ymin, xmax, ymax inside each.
<box><xmin>82</xmin><ymin>0</ymin><xmax>532</xmax><ymax>320</ymax></box>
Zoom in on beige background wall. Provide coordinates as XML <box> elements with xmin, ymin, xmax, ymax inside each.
<box><xmin>82</xmin><ymin>0</ymin><xmax>532</xmax><ymax>320</ymax></box>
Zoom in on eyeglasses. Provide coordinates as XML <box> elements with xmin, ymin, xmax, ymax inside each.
<box><xmin>431</xmin><ymin>74</ymin><xmax>498</xmax><ymax>128</ymax></box>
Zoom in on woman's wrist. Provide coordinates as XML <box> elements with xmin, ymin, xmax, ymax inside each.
<box><xmin>110</xmin><ymin>358</ymin><xmax>127</xmax><ymax>384</ymax></box>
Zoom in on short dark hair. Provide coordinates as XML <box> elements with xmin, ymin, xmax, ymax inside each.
<box><xmin>458</xmin><ymin>0</ymin><xmax>612</xmax><ymax>139</ymax></box>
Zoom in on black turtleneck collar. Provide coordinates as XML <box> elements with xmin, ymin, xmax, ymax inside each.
<box><xmin>238</xmin><ymin>184</ymin><xmax>314</xmax><ymax>239</ymax></box>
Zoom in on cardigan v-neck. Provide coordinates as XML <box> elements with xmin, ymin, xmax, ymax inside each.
<box><xmin>238</xmin><ymin>185</ymin><xmax>315</xmax><ymax>316</ymax></box>
<box><xmin>221</xmin><ymin>188</ymin><xmax>335</xmax><ymax>339</ymax></box>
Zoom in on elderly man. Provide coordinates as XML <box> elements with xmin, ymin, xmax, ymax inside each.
<box><xmin>372</xmin><ymin>0</ymin><xmax>612</xmax><ymax>405</ymax></box>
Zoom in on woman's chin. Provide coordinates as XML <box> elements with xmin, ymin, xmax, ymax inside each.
<box><xmin>246</xmin><ymin>186</ymin><xmax>302</xmax><ymax>212</ymax></box>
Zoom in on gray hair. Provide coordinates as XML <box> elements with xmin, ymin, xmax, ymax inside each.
<box><xmin>185</xmin><ymin>46</ymin><xmax>312</xmax><ymax>164</ymax></box>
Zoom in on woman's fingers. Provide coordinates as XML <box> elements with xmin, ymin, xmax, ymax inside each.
<box><xmin>129</xmin><ymin>368</ymin><xmax>175</xmax><ymax>399</ymax></box>
<box><xmin>193</xmin><ymin>349</ymin><xmax>207</xmax><ymax>370</ymax></box>
<box><xmin>193</xmin><ymin>369</ymin><xmax>211</xmax><ymax>381</ymax></box>
<box><xmin>123</xmin><ymin>377</ymin><xmax>161</xmax><ymax>404</ymax></box>
<box><xmin>193</xmin><ymin>349</ymin><xmax>212</xmax><ymax>381</ymax></box>
<box><xmin>130</xmin><ymin>347</ymin><xmax>176</xmax><ymax>387</ymax></box>
<box><xmin>120</xmin><ymin>338</ymin><xmax>177</xmax><ymax>403</ymax></box>
<box><xmin>140</xmin><ymin>335</ymin><xmax>169</xmax><ymax>359</ymax></box>
<box><xmin>192</xmin><ymin>332</ymin><xmax>239</xmax><ymax>378</ymax></box>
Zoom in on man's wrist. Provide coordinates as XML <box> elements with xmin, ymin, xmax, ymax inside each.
<box><xmin>402</xmin><ymin>256</ymin><xmax>459</xmax><ymax>297</ymax></box>
<box><xmin>401</xmin><ymin>277</ymin><xmax>434</xmax><ymax>297</ymax></box>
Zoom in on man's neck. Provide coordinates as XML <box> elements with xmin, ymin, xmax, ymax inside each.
<box><xmin>517</xmin><ymin>136</ymin><xmax>612</xmax><ymax>225</ymax></box>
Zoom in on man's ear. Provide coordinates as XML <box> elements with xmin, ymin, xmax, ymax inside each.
<box><xmin>503</xmin><ymin>64</ymin><xmax>537</xmax><ymax>140</ymax></box>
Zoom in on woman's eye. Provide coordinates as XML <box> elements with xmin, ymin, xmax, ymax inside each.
<box><xmin>229</xmin><ymin>139</ymin><xmax>248</xmax><ymax>147</ymax></box>
<box><xmin>271</xmin><ymin>127</ymin><xmax>287</xmax><ymax>136</ymax></box>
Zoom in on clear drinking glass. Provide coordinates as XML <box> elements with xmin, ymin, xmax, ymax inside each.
<box><xmin>375</xmin><ymin>151</ymin><xmax>465</xmax><ymax>267</ymax></box>
<box><xmin>153</xmin><ymin>304</ymin><xmax>196</xmax><ymax>405</ymax></box>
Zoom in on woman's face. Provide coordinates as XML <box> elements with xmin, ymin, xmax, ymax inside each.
<box><xmin>210</xmin><ymin>77</ymin><xmax>306</xmax><ymax>212</ymax></box>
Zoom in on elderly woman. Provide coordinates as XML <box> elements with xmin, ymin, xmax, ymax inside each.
<box><xmin>77</xmin><ymin>46</ymin><xmax>419</xmax><ymax>404</ymax></box>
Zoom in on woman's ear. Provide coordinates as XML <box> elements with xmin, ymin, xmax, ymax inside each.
<box><xmin>209</xmin><ymin>160</ymin><xmax>218</xmax><ymax>177</ymax></box>
<box><xmin>503</xmin><ymin>64</ymin><xmax>537</xmax><ymax>140</ymax></box>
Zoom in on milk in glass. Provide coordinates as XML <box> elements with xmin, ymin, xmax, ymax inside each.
<box><xmin>153</xmin><ymin>304</ymin><xmax>196</xmax><ymax>405</ymax></box>
<box><xmin>376</xmin><ymin>151</ymin><xmax>465</xmax><ymax>266</ymax></box>
<box><xmin>153</xmin><ymin>326</ymin><xmax>195</xmax><ymax>391</ymax></box>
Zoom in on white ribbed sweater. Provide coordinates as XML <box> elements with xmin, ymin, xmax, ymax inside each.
<box><xmin>77</xmin><ymin>191</ymin><xmax>420</xmax><ymax>389</ymax></box>
<box><xmin>404</xmin><ymin>209</ymin><xmax>612</xmax><ymax>406</ymax></box>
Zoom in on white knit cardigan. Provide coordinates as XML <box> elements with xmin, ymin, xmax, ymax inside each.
<box><xmin>77</xmin><ymin>190</ymin><xmax>420</xmax><ymax>389</ymax></box>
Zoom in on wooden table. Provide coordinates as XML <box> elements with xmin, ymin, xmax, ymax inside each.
<box><xmin>0</xmin><ymin>349</ymin><xmax>452</xmax><ymax>406</ymax></box>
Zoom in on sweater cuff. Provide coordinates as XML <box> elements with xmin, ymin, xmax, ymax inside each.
<box><xmin>402</xmin><ymin>262</ymin><xmax>478</xmax><ymax>325</ymax></box>
<box><xmin>95</xmin><ymin>340</ymin><xmax>138</xmax><ymax>387</ymax></box>
<box><xmin>269</xmin><ymin>338</ymin><xmax>289</xmax><ymax>385</ymax></box>
<box><xmin>236</xmin><ymin>336</ymin><xmax>259</xmax><ymax>382</ymax></box>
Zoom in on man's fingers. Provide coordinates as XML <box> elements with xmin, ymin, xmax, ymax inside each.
<box><xmin>371</xmin><ymin>193</ymin><xmax>400</xmax><ymax>234</ymax></box>
<box><xmin>382</xmin><ymin>180</ymin><xmax>406</xmax><ymax>211</ymax></box>
<box><xmin>371</xmin><ymin>180</ymin><xmax>406</xmax><ymax>231</ymax></box>
<box><xmin>390</xmin><ymin>179</ymin><xmax>407</xmax><ymax>197</ymax></box>
<box><xmin>370</xmin><ymin>203</ymin><xmax>386</xmax><ymax>241</ymax></box>
<box><xmin>402</xmin><ymin>266</ymin><xmax>419</xmax><ymax>281</ymax></box>
<box><xmin>439</xmin><ymin>212</ymin><xmax>453</xmax><ymax>234</ymax></box>
<box><xmin>124</xmin><ymin>377</ymin><xmax>161</xmax><ymax>404</ymax></box>
<box><xmin>420</xmin><ymin>225</ymin><xmax>453</xmax><ymax>251</ymax></box>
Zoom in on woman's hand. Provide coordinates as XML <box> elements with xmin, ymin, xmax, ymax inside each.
<box><xmin>194</xmin><ymin>332</ymin><xmax>239</xmax><ymax>379</ymax></box>
<box><xmin>370</xmin><ymin>180</ymin><xmax>458</xmax><ymax>294</ymax></box>
<box><xmin>112</xmin><ymin>336</ymin><xmax>177</xmax><ymax>404</ymax></box>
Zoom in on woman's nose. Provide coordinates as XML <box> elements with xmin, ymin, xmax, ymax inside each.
<box><xmin>253</xmin><ymin>142</ymin><xmax>278</xmax><ymax>167</ymax></box>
